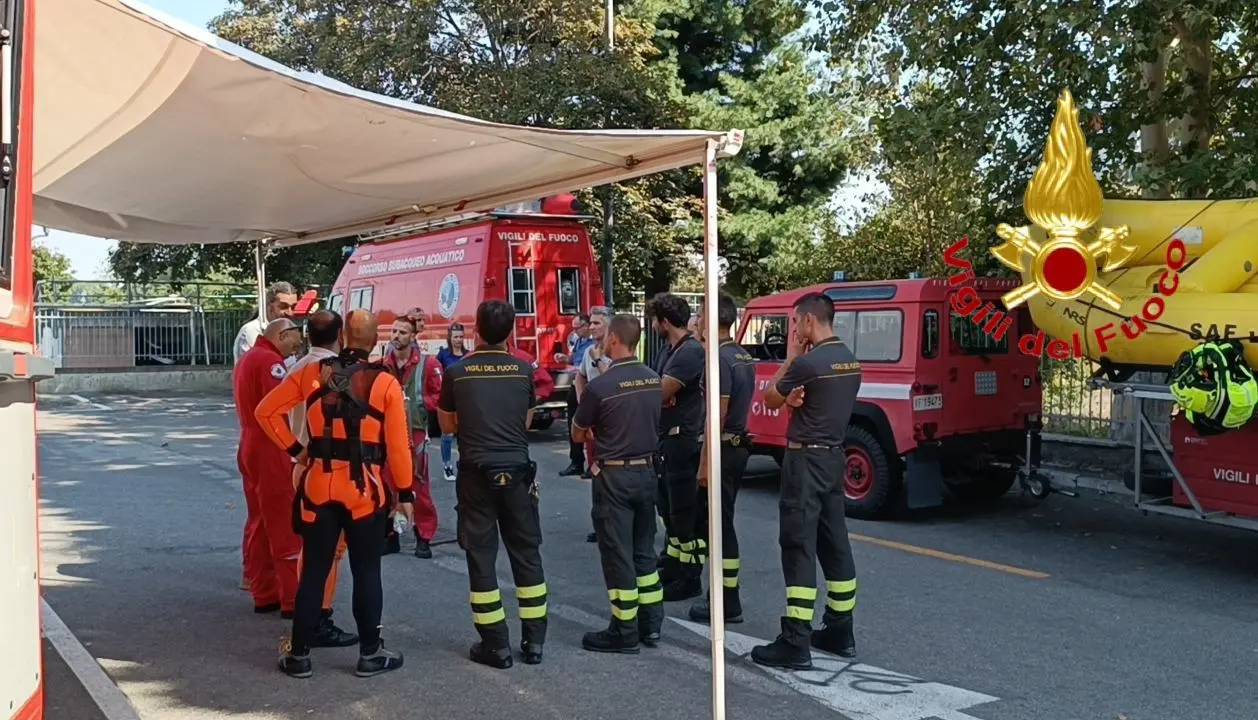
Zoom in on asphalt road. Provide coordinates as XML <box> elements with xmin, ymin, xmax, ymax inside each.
<box><xmin>35</xmin><ymin>392</ymin><xmax>1258</xmax><ymax>720</ymax></box>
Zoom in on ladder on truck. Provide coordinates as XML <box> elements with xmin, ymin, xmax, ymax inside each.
<box><xmin>1089</xmin><ymin>378</ymin><xmax>1258</xmax><ymax>532</ymax></box>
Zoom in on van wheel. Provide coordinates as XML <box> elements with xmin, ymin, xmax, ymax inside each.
<box><xmin>947</xmin><ymin>470</ymin><xmax>1016</xmax><ymax>503</ymax></box>
<box><xmin>844</xmin><ymin>426</ymin><xmax>898</xmax><ymax>519</ymax></box>
<box><xmin>530</xmin><ymin>416</ymin><xmax>554</xmax><ymax>432</ymax></box>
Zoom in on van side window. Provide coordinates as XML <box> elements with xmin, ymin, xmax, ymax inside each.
<box><xmin>950</xmin><ymin>309</ymin><xmax>1009</xmax><ymax>354</ymax></box>
<box><xmin>741</xmin><ymin>313</ymin><xmax>790</xmax><ymax>361</ymax></box>
<box><xmin>921</xmin><ymin>309</ymin><xmax>939</xmax><ymax>358</ymax></box>
<box><xmin>328</xmin><ymin>293</ymin><xmax>343</xmax><ymax>314</ymax></box>
<box><xmin>510</xmin><ymin>268</ymin><xmax>535</xmax><ymax>315</ymax></box>
<box><xmin>348</xmin><ymin>286</ymin><xmax>374</xmax><ymax>311</ymax></box>
<box><xmin>832</xmin><ymin>309</ymin><xmax>903</xmax><ymax>362</ymax></box>
<box><xmin>557</xmin><ymin>268</ymin><xmax>580</xmax><ymax>315</ymax></box>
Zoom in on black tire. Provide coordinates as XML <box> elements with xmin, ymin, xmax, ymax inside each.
<box><xmin>530</xmin><ymin>416</ymin><xmax>555</xmax><ymax>431</ymax></box>
<box><xmin>843</xmin><ymin>425</ymin><xmax>899</xmax><ymax>520</ymax></box>
<box><xmin>946</xmin><ymin>469</ymin><xmax>1016</xmax><ymax>503</ymax></box>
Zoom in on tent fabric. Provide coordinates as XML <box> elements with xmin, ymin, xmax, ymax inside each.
<box><xmin>33</xmin><ymin>0</ymin><xmax>741</xmax><ymax>246</ymax></box>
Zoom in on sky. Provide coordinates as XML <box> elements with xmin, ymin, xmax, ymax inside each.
<box><xmin>39</xmin><ymin>0</ymin><xmax>229</xmax><ymax>278</ymax></box>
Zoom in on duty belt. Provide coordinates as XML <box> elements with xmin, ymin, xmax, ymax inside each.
<box><xmin>600</xmin><ymin>456</ymin><xmax>653</xmax><ymax>467</ymax></box>
<box><xmin>787</xmin><ymin>441</ymin><xmax>841</xmax><ymax>450</ymax></box>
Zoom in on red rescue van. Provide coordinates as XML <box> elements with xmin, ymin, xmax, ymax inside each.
<box><xmin>739</xmin><ymin>278</ymin><xmax>1043</xmax><ymax>518</ymax></box>
<box><xmin>327</xmin><ymin>196</ymin><xmax>605</xmax><ymax>428</ymax></box>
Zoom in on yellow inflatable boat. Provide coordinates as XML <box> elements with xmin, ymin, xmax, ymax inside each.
<box><xmin>991</xmin><ymin>92</ymin><xmax>1258</xmax><ymax>371</ymax></box>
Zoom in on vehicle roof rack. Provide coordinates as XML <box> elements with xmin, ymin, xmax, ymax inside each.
<box><xmin>357</xmin><ymin>211</ymin><xmax>597</xmax><ymax>244</ymax></box>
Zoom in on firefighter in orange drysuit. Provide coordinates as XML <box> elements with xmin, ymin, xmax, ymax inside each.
<box><xmin>233</xmin><ymin>318</ymin><xmax>305</xmax><ymax>616</ymax></box>
<box><xmin>380</xmin><ymin>310</ymin><xmax>442</xmax><ymax>559</ymax></box>
<box><xmin>255</xmin><ymin>309</ymin><xmax>411</xmax><ymax>679</ymax></box>
<box><xmin>288</xmin><ymin>310</ymin><xmax>357</xmax><ymax>647</ymax></box>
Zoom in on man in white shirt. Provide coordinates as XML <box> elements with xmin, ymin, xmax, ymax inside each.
<box><xmin>285</xmin><ymin>309</ymin><xmax>358</xmax><ymax>648</ymax></box>
<box><xmin>576</xmin><ymin>306</ymin><xmax>613</xmax><ymax>543</ymax></box>
<box><xmin>234</xmin><ymin>281</ymin><xmax>300</xmax><ymax>365</ymax></box>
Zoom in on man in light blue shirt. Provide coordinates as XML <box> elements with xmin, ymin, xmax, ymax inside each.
<box><xmin>560</xmin><ymin>314</ymin><xmax>594</xmax><ymax>477</ymax></box>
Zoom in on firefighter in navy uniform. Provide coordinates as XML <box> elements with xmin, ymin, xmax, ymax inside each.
<box><xmin>689</xmin><ymin>292</ymin><xmax>756</xmax><ymax>624</ymax></box>
<box><xmin>645</xmin><ymin>293</ymin><xmax>707</xmax><ymax>600</ymax></box>
<box><xmin>571</xmin><ymin>314</ymin><xmax>667</xmax><ymax>653</ymax></box>
<box><xmin>438</xmin><ymin>299</ymin><xmax>548</xmax><ymax>669</ymax></box>
<box><xmin>751</xmin><ymin>292</ymin><xmax>862</xmax><ymax>670</ymax></box>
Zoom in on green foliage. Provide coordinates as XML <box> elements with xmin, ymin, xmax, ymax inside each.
<box><xmin>32</xmin><ymin>243</ymin><xmax>73</xmax><ymax>284</ymax></box>
<box><xmin>819</xmin><ymin>0</ymin><xmax>1258</xmax><ymax>274</ymax></box>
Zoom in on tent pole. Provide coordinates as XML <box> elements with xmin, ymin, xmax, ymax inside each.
<box><xmin>254</xmin><ymin>241</ymin><xmax>268</xmax><ymax>323</ymax></box>
<box><xmin>701</xmin><ymin>139</ymin><xmax>726</xmax><ymax>720</ymax></box>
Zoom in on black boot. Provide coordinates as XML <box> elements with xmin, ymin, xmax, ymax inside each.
<box><xmin>585</xmin><ymin>532</ymin><xmax>598</xmax><ymax>543</ymax></box>
<box><xmin>811</xmin><ymin>613</ymin><xmax>857</xmax><ymax>660</ymax></box>
<box><xmin>662</xmin><ymin>565</ymin><xmax>702</xmax><ymax>602</ymax></box>
<box><xmin>520</xmin><ymin>641</ymin><xmax>544</xmax><ymax>665</ymax></box>
<box><xmin>657</xmin><ymin>553</ymin><xmax>682</xmax><ymax>586</ymax></box>
<box><xmin>384</xmin><ymin>531</ymin><xmax>401</xmax><ymax>556</ymax></box>
<box><xmin>687</xmin><ymin>588</ymin><xmax>743</xmax><ymax>624</ymax></box>
<box><xmin>470</xmin><ymin>641</ymin><xmax>514</xmax><ymax>669</ymax></box>
<box><xmin>413</xmin><ymin>529</ymin><xmax>432</xmax><ymax>559</ymax></box>
<box><xmin>277</xmin><ymin>639</ymin><xmax>313</xmax><ymax>679</ymax></box>
<box><xmin>356</xmin><ymin>641</ymin><xmax>404</xmax><ymax>677</ymax></box>
<box><xmin>254</xmin><ymin>602</ymin><xmax>281</xmax><ymax>614</ymax></box>
<box><xmin>311</xmin><ymin>610</ymin><xmax>359</xmax><ymax>648</ymax></box>
<box><xmin>638</xmin><ymin>604</ymin><xmax>663</xmax><ymax>647</ymax></box>
<box><xmin>582</xmin><ymin>620</ymin><xmax>640</xmax><ymax>654</ymax></box>
<box><xmin>559</xmin><ymin>462</ymin><xmax>584</xmax><ymax>477</ymax></box>
<box><xmin>750</xmin><ymin>619</ymin><xmax>813</xmax><ymax>671</ymax></box>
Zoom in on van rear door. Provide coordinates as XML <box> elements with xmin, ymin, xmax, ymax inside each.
<box><xmin>940</xmin><ymin>291</ymin><xmax>1039</xmax><ymax>434</ymax></box>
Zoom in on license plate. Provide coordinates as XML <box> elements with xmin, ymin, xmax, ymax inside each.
<box><xmin>975</xmin><ymin>371</ymin><xmax>997</xmax><ymax>396</ymax></box>
<box><xmin>912</xmin><ymin>393</ymin><xmax>943</xmax><ymax>411</ymax></box>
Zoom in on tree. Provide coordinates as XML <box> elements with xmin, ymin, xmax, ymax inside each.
<box><xmin>820</xmin><ymin>0</ymin><xmax>1258</xmax><ymax>217</ymax></box>
<box><xmin>639</xmin><ymin>0</ymin><xmax>869</xmax><ymax>296</ymax></box>
<box><xmin>33</xmin><ymin>243</ymin><xmax>73</xmax><ymax>284</ymax></box>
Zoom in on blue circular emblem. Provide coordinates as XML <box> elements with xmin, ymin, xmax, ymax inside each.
<box><xmin>438</xmin><ymin>273</ymin><xmax>460</xmax><ymax>319</ymax></box>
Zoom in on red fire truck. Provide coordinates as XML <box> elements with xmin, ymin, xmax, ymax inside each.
<box><xmin>327</xmin><ymin>195</ymin><xmax>605</xmax><ymax>429</ymax></box>
<box><xmin>2</xmin><ymin>0</ymin><xmax>47</xmax><ymax>717</ymax></box>
<box><xmin>739</xmin><ymin>278</ymin><xmax>1044</xmax><ymax>518</ymax></box>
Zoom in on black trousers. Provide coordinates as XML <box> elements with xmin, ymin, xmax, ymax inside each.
<box><xmin>566</xmin><ymin>391</ymin><xmax>584</xmax><ymax>467</ymax></box>
<box><xmin>778</xmin><ymin>447</ymin><xmax>857</xmax><ymax>644</ymax></box>
<box><xmin>694</xmin><ymin>442</ymin><xmax>751</xmax><ymax>592</ymax></box>
<box><xmin>657</xmin><ymin>435</ymin><xmax>704</xmax><ymax>571</ymax></box>
<box><xmin>456</xmin><ymin>462</ymin><xmax>548</xmax><ymax>649</ymax></box>
<box><xmin>291</xmin><ymin>505</ymin><xmax>388</xmax><ymax>655</ymax></box>
<box><xmin>591</xmin><ymin>464</ymin><xmax>664</xmax><ymax>638</ymax></box>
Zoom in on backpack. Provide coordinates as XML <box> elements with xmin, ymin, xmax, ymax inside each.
<box><xmin>1169</xmin><ymin>340</ymin><xmax>1258</xmax><ymax>434</ymax></box>
<box><xmin>309</xmin><ymin>353</ymin><xmax>391</xmax><ymax>496</ymax></box>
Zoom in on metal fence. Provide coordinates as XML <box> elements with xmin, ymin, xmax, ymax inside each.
<box><xmin>1038</xmin><ymin>357</ymin><xmax>1173</xmax><ymax>445</ymax></box>
<box><xmin>36</xmin><ymin>305</ymin><xmax>254</xmax><ymax>369</ymax></box>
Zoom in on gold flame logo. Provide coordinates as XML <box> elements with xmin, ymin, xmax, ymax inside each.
<box><xmin>992</xmin><ymin>90</ymin><xmax>1137</xmax><ymax>311</ymax></box>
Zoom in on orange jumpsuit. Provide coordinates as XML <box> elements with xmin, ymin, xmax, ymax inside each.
<box><xmin>233</xmin><ymin>337</ymin><xmax>301</xmax><ymax>612</ymax></box>
<box><xmin>254</xmin><ymin>352</ymin><xmax>414</xmax><ymax>654</ymax></box>
<box><xmin>381</xmin><ymin>349</ymin><xmax>442</xmax><ymax>541</ymax></box>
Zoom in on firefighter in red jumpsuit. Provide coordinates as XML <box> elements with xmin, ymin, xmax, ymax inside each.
<box><xmin>381</xmin><ymin>310</ymin><xmax>442</xmax><ymax>559</ymax></box>
<box><xmin>234</xmin><ymin>317</ymin><xmax>305</xmax><ymax>615</ymax></box>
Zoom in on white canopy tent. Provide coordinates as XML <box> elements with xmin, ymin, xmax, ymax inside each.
<box><xmin>33</xmin><ymin>1</ymin><xmax>744</xmax><ymax>717</ymax></box>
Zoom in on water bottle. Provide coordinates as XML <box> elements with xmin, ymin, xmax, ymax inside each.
<box><xmin>393</xmin><ymin>512</ymin><xmax>409</xmax><ymax>535</ymax></box>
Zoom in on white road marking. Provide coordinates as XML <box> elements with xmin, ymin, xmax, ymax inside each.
<box><xmin>672</xmin><ymin>618</ymin><xmax>999</xmax><ymax>720</ymax></box>
<box><xmin>42</xmin><ymin>599</ymin><xmax>145</xmax><ymax>720</ymax></box>
<box><xmin>67</xmin><ymin>394</ymin><xmax>113</xmax><ymax>411</ymax></box>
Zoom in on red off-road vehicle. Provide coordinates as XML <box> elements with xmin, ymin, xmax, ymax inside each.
<box><xmin>740</xmin><ymin>278</ymin><xmax>1044</xmax><ymax>518</ymax></box>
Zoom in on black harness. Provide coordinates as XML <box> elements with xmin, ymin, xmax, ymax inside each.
<box><xmin>305</xmin><ymin>351</ymin><xmax>390</xmax><ymax>501</ymax></box>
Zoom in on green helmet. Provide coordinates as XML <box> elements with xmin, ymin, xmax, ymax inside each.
<box><xmin>1169</xmin><ymin>340</ymin><xmax>1258</xmax><ymax>432</ymax></box>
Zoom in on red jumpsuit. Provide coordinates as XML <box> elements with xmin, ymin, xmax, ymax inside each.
<box><xmin>511</xmin><ymin>345</ymin><xmax>555</xmax><ymax>401</ymax></box>
<box><xmin>233</xmin><ymin>337</ymin><xmax>301</xmax><ymax>612</ymax></box>
<box><xmin>381</xmin><ymin>348</ymin><xmax>442</xmax><ymax>541</ymax></box>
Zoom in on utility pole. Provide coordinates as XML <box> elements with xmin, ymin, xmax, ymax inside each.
<box><xmin>602</xmin><ymin>0</ymin><xmax>616</xmax><ymax>307</ymax></box>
